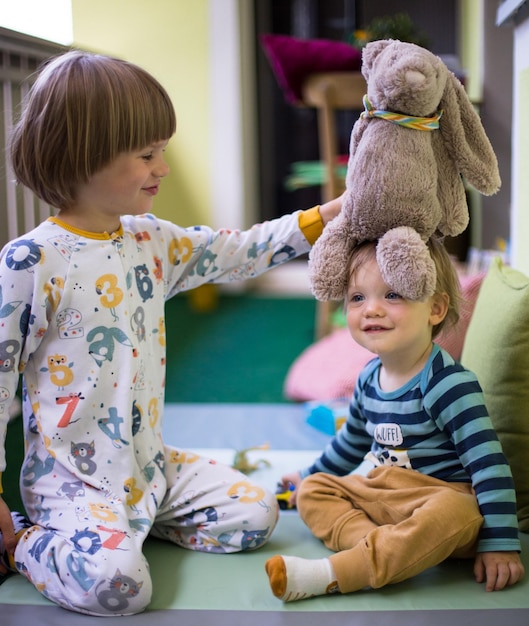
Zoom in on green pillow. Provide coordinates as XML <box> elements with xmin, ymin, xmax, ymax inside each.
<box><xmin>461</xmin><ymin>257</ymin><xmax>529</xmax><ymax>532</ymax></box>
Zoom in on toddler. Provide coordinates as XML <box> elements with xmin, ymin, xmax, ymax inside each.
<box><xmin>266</xmin><ymin>238</ymin><xmax>524</xmax><ymax>601</ymax></box>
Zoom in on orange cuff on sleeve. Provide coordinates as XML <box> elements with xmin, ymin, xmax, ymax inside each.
<box><xmin>298</xmin><ymin>206</ymin><xmax>323</xmax><ymax>246</ymax></box>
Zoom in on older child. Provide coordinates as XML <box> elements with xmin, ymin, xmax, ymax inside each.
<box><xmin>0</xmin><ymin>50</ymin><xmax>341</xmax><ymax>616</ymax></box>
<box><xmin>266</xmin><ymin>238</ymin><xmax>524</xmax><ymax>601</ymax></box>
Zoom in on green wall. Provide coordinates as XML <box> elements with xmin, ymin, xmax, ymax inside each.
<box><xmin>71</xmin><ymin>0</ymin><xmax>212</xmax><ymax>226</ymax></box>
<box><xmin>459</xmin><ymin>0</ymin><xmax>483</xmax><ymax>104</ymax></box>
<box><xmin>514</xmin><ymin>66</ymin><xmax>529</xmax><ymax>274</ymax></box>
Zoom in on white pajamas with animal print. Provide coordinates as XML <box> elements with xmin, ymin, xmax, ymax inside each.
<box><xmin>0</xmin><ymin>209</ymin><xmax>321</xmax><ymax>615</ymax></box>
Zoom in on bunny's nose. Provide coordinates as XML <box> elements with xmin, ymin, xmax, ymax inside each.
<box><xmin>404</xmin><ymin>70</ymin><xmax>426</xmax><ymax>86</ymax></box>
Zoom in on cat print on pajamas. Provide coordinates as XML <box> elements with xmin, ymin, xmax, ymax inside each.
<box><xmin>70</xmin><ymin>441</ymin><xmax>97</xmax><ymax>475</ymax></box>
<box><xmin>96</xmin><ymin>569</ymin><xmax>143</xmax><ymax>612</ymax></box>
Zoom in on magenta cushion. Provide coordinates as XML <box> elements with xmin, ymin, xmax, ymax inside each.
<box><xmin>260</xmin><ymin>34</ymin><xmax>362</xmax><ymax>104</ymax></box>
<box><xmin>284</xmin><ymin>273</ymin><xmax>485</xmax><ymax>402</ymax></box>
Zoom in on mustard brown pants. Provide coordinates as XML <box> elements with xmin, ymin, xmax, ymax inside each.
<box><xmin>297</xmin><ymin>466</ymin><xmax>483</xmax><ymax>593</ymax></box>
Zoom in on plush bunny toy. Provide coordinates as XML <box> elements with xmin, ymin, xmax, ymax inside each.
<box><xmin>308</xmin><ymin>39</ymin><xmax>501</xmax><ymax>301</ymax></box>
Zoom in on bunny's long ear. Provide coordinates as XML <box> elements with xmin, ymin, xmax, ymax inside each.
<box><xmin>438</xmin><ymin>72</ymin><xmax>501</xmax><ymax>195</ymax></box>
<box><xmin>361</xmin><ymin>39</ymin><xmax>392</xmax><ymax>81</ymax></box>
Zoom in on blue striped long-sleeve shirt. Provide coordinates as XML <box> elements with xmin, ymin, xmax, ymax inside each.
<box><xmin>301</xmin><ymin>344</ymin><xmax>521</xmax><ymax>553</ymax></box>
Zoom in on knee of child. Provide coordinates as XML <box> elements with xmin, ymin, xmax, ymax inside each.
<box><xmin>297</xmin><ymin>473</ymin><xmax>323</xmax><ymax>500</ymax></box>
<box><xmin>294</xmin><ymin>476</ymin><xmax>314</xmax><ymax>516</ymax></box>
<box><xmin>65</xmin><ymin>551</ymin><xmax>153</xmax><ymax>616</ymax></box>
<box><xmin>239</xmin><ymin>488</ymin><xmax>279</xmax><ymax>551</ymax></box>
<box><xmin>256</xmin><ymin>487</ymin><xmax>280</xmax><ymax>530</ymax></box>
<box><xmin>296</xmin><ymin>472</ymin><xmax>341</xmax><ymax>518</ymax></box>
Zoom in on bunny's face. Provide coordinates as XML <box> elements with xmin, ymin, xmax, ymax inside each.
<box><xmin>363</xmin><ymin>40</ymin><xmax>447</xmax><ymax>118</ymax></box>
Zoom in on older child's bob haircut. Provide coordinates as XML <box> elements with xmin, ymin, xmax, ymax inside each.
<box><xmin>347</xmin><ymin>237</ymin><xmax>461</xmax><ymax>339</ymax></box>
<box><xmin>10</xmin><ymin>50</ymin><xmax>177</xmax><ymax>209</ymax></box>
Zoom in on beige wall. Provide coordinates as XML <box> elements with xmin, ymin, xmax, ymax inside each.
<box><xmin>71</xmin><ymin>0</ymin><xmax>211</xmax><ymax>226</ymax></box>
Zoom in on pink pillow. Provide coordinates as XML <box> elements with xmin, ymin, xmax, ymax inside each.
<box><xmin>284</xmin><ymin>328</ymin><xmax>373</xmax><ymax>401</ymax></box>
<box><xmin>260</xmin><ymin>34</ymin><xmax>362</xmax><ymax>105</ymax></box>
<box><xmin>435</xmin><ymin>272</ymin><xmax>485</xmax><ymax>360</ymax></box>
<box><xmin>284</xmin><ymin>273</ymin><xmax>485</xmax><ymax>402</ymax></box>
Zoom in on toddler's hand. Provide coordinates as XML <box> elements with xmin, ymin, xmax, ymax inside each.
<box><xmin>474</xmin><ymin>551</ymin><xmax>525</xmax><ymax>591</ymax></box>
<box><xmin>278</xmin><ymin>471</ymin><xmax>303</xmax><ymax>507</ymax></box>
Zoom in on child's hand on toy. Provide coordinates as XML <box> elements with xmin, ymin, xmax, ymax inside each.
<box><xmin>278</xmin><ymin>472</ymin><xmax>303</xmax><ymax>508</ymax></box>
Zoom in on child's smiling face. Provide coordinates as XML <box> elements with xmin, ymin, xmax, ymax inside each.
<box><xmin>59</xmin><ymin>139</ymin><xmax>170</xmax><ymax>234</ymax></box>
<box><xmin>346</xmin><ymin>254</ymin><xmax>444</xmax><ymax>360</ymax></box>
